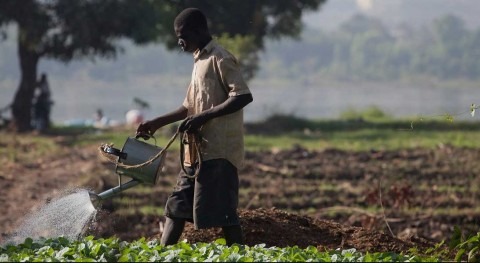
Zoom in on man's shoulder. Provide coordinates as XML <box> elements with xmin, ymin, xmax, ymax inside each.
<box><xmin>210</xmin><ymin>42</ymin><xmax>236</xmax><ymax>62</ymax></box>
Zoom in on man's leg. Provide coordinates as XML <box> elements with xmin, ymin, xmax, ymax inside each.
<box><xmin>162</xmin><ymin>167</ymin><xmax>196</xmax><ymax>246</ymax></box>
<box><xmin>161</xmin><ymin>217</ymin><xmax>186</xmax><ymax>246</ymax></box>
<box><xmin>222</xmin><ymin>225</ymin><xmax>244</xmax><ymax>246</ymax></box>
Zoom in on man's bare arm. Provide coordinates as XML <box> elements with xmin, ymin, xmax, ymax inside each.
<box><xmin>136</xmin><ymin>106</ymin><xmax>188</xmax><ymax>137</ymax></box>
<box><xmin>179</xmin><ymin>93</ymin><xmax>253</xmax><ymax>132</ymax></box>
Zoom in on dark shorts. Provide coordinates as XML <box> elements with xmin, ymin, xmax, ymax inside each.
<box><xmin>164</xmin><ymin>159</ymin><xmax>240</xmax><ymax>229</ymax></box>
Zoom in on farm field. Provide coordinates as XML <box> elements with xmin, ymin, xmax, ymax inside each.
<box><xmin>1</xmin><ymin>117</ymin><xmax>479</xmax><ymax>260</ymax></box>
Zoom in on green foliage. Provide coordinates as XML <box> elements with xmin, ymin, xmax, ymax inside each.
<box><xmin>0</xmin><ymin>1</ymin><xmax>169</xmax><ymax>60</ymax></box>
<box><xmin>340</xmin><ymin>106</ymin><xmax>392</xmax><ymax>121</ymax></box>
<box><xmin>448</xmin><ymin>227</ymin><xmax>480</xmax><ymax>262</ymax></box>
<box><xmin>0</xmin><ymin>236</ymin><xmax>440</xmax><ymax>262</ymax></box>
<box><xmin>412</xmin><ymin>240</ymin><xmax>450</xmax><ymax>262</ymax></box>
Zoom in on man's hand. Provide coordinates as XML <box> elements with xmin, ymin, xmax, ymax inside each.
<box><xmin>179</xmin><ymin>114</ymin><xmax>208</xmax><ymax>133</ymax></box>
<box><xmin>136</xmin><ymin>121</ymin><xmax>155</xmax><ymax>139</ymax></box>
<box><xmin>177</xmin><ymin>94</ymin><xmax>252</xmax><ymax>133</ymax></box>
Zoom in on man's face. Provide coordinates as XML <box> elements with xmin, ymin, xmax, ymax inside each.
<box><xmin>174</xmin><ymin>24</ymin><xmax>199</xmax><ymax>53</ymax></box>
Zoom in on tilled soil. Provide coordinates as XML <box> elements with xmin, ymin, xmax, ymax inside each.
<box><xmin>1</xmin><ymin>134</ymin><xmax>479</xmax><ymax>254</ymax></box>
<box><xmin>88</xmin><ymin>208</ymin><xmax>431</xmax><ymax>253</ymax></box>
<box><xmin>180</xmin><ymin>208</ymin><xmax>433</xmax><ymax>253</ymax></box>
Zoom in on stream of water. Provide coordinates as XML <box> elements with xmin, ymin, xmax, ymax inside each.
<box><xmin>3</xmin><ymin>189</ymin><xmax>97</xmax><ymax>245</ymax></box>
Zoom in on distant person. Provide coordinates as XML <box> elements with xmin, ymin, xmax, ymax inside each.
<box><xmin>33</xmin><ymin>73</ymin><xmax>53</xmax><ymax>132</ymax></box>
<box><xmin>136</xmin><ymin>8</ymin><xmax>253</xmax><ymax>246</ymax></box>
<box><xmin>93</xmin><ymin>108</ymin><xmax>109</xmax><ymax>128</ymax></box>
<box><xmin>92</xmin><ymin>108</ymin><xmax>122</xmax><ymax>128</ymax></box>
<box><xmin>125</xmin><ymin>109</ymin><xmax>144</xmax><ymax>127</ymax></box>
<box><xmin>94</xmin><ymin>108</ymin><xmax>104</xmax><ymax>122</ymax></box>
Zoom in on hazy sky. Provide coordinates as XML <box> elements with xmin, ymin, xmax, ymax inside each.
<box><xmin>303</xmin><ymin>0</ymin><xmax>480</xmax><ymax>30</ymax></box>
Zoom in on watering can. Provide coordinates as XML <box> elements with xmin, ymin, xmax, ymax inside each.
<box><xmin>90</xmin><ymin>136</ymin><xmax>166</xmax><ymax>202</ymax></box>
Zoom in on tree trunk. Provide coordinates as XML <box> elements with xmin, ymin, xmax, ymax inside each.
<box><xmin>10</xmin><ymin>32</ymin><xmax>39</xmax><ymax>133</ymax></box>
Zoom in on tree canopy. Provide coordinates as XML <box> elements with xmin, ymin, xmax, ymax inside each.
<box><xmin>0</xmin><ymin>0</ymin><xmax>326</xmax><ymax>132</ymax></box>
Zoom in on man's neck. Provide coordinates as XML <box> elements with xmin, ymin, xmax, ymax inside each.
<box><xmin>198</xmin><ymin>35</ymin><xmax>212</xmax><ymax>51</ymax></box>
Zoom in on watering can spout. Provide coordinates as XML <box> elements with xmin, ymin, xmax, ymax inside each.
<box><xmin>88</xmin><ymin>191</ymin><xmax>101</xmax><ymax>208</ymax></box>
<box><xmin>91</xmin><ymin>179</ymin><xmax>141</xmax><ymax>201</ymax></box>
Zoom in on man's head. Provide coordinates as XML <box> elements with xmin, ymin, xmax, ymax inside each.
<box><xmin>174</xmin><ymin>8</ymin><xmax>211</xmax><ymax>53</ymax></box>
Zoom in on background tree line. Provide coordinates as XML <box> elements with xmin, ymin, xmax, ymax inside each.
<box><xmin>261</xmin><ymin>14</ymin><xmax>480</xmax><ymax>81</ymax></box>
<box><xmin>17</xmin><ymin>12</ymin><xmax>476</xmax><ymax>84</ymax></box>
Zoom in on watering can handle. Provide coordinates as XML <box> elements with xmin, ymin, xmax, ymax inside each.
<box><xmin>101</xmin><ymin>145</ymin><xmax>128</xmax><ymax>160</ymax></box>
<box><xmin>135</xmin><ymin>132</ymin><xmax>150</xmax><ymax>140</ymax></box>
<box><xmin>135</xmin><ymin>133</ymin><xmax>157</xmax><ymax>145</ymax></box>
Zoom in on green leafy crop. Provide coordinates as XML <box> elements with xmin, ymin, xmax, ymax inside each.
<box><xmin>0</xmin><ymin>236</ymin><xmax>442</xmax><ymax>262</ymax></box>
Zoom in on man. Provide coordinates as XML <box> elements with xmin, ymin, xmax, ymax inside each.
<box><xmin>136</xmin><ymin>8</ymin><xmax>253</xmax><ymax>246</ymax></box>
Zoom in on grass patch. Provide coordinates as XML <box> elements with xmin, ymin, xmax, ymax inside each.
<box><xmin>0</xmin><ymin>132</ymin><xmax>61</xmax><ymax>164</ymax></box>
<box><xmin>2</xmin><ymin>116</ymin><xmax>477</xmax><ymax>164</ymax></box>
<box><xmin>14</xmin><ymin>116</ymin><xmax>479</xmax><ymax>153</ymax></box>
<box><xmin>245</xmin><ymin>116</ymin><xmax>480</xmax><ymax>151</ymax></box>
<box><xmin>245</xmin><ymin>129</ymin><xmax>480</xmax><ymax>151</ymax></box>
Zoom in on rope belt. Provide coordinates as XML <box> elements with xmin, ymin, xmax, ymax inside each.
<box><xmin>98</xmin><ymin>130</ymin><xmax>202</xmax><ymax>179</ymax></box>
